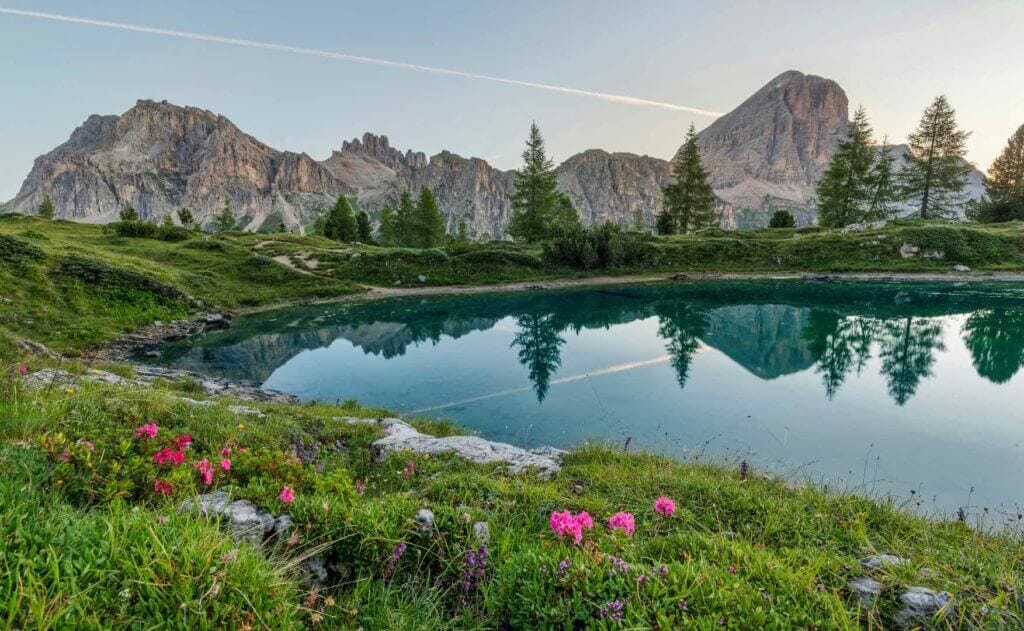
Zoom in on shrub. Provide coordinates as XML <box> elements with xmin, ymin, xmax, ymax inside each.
<box><xmin>0</xmin><ymin>234</ymin><xmax>45</xmax><ymax>269</ymax></box>
<box><xmin>113</xmin><ymin>220</ymin><xmax>158</xmax><ymax>239</ymax></box>
<box><xmin>55</xmin><ymin>256</ymin><xmax>183</xmax><ymax>301</ymax></box>
<box><xmin>543</xmin><ymin>223</ymin><xmax>652</xmax><ymax>269</ymax></box>
<box><xmin>453</xmin><ymin>248</ymin><xmax>544</xmax><ymax>268</ymax></box>
<box><xmin>769</xmin><ymin>209</ymin><xmax>796</xmax><ymax>228</ymax></box>
<box><xmin>181</xmin><ymin>239</ymin><xmax>228</xmax><ymax>252</ymax></box>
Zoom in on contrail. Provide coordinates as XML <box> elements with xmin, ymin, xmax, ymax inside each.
<box><xmin>0</xmin><ymin>7</ymin><xmax>724</xmax><ymax>117</ymax></box>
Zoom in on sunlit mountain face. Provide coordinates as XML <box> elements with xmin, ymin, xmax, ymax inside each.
<box><xmin>144</xmin><ymin>281</ymin><xmax>1024</xmax><ymax>516</ymax></box>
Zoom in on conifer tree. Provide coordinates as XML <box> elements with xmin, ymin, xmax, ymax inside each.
<box><xmin>900</xmin><ymin>96</ymin><xmax>972</xmax><ymax>219</ymax></box>
<box><xmin>395</xmin><ymin>191</ymin><xmax>417</xmax><ymax>247</ymax></box>
<box><xmin>215</xmin><ymin>199</ymin><xmax>235</xmax><ymax>232</ymax></box>
<box><xmin>356</xmin><ymin>211</ymin><xmax>374</xmax><ymax>243</ymax></box>
<box><xmin>768</xmin><ymin>209</ymin><xmax>795</xmax><ymax>228</ymax></box>
<box><xmin>414</xmin><ymin>187</ymin><xmax>446</xmax><ymax>248</ymax></box>
<box><xmin>816</xmin><ymin>107</ymin><xmax>875</xmax><ymax>227</ymax></box>
<box><xmin>655</xmin><ymin>209</ymin><xmax>675</xmax><ymax>235</ymax></box>
<box><xmin>120</xmin><ymin>205</ymin><xmax>140</xmax><ymax>222</ymax></box>
<box><xmin>456</xmin><ymin>217</ymin><xmax>469</xmax><ymax>242</ymax></box>
<box><xmin>508</xmin><ymin>122</ymin><xmax>565</xmax><ymax>242</ymax></box>
<box><xmin>972</xmin><ymin>123</ymin><xmax>1024</xmax><ymax>222</ymax></box>
<box><xmin>377</xmin><ymin>203</ymin><xmax>397</xmax><ymax>245</ymax></box>
<box><xmin>662</xmin><ymin>124</ymin><xmax>717</xmax><ymax>233</ymax></box>
<box><xmin>177</xmin><ymin>207</ymin><xmax>195</xmax><ymax>230</ymax></box>
<box><xmin>36</xmin><ymin>195</ymin><xmax>55</xmax><ymax>219</ymax></box>
<box><xmin>866</xmin><ymin>139</ymin><xmax>901</xmax><ymax>221</ymax></box>
<box><xmin>324</xmin><ymin>196</ymin><xmax>358</xmax><ymax>242</ymax></box>
<box><xmin>161</xmin><ymin>213</ymin><xmax>175</xmax><ymax>228</ymax></box>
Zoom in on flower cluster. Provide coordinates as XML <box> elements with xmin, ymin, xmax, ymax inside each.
<box><xmin>654</xmin><ymin>496</ymin><xmax>676</xmax><ymax>516</ymax></box>
<box><xmin>279</xmin><ymin>485</ymin><xmax>295</xmax><ymax>504</ymax></box>
<box><xmin>194</xmin><ymin>459</ymin><xmax>215</xmax><ymax>486</ymax></box>
<box><xmin>460</xmin><ymin>545</ymin><xmax>490</xmax><ymax>606</ymax></box>
<box><xmin>600</xmin><ymin>599</ymin><xmax>626</xmax><ymax>621</ymax></box>
<box><xmin>153</xmin><ymin>447</ymin><xmax>186</xmax><ymax>466</ymax></box>
<box><xmin>608</xmin><ymin>512</ymin><xmax>635</xmax><ymax>536</ymax></box>
<box><xmin>549</xmin><ymin>510</ymin><xmax>594</xmax><ymax>544</ymax></box>
<box><xmin>134</xmin><ymin>424</ymin><xmax>159</xmax><ymax>439</ymax></box>
<box><xmin>607</xmin><ymin>555</ymin><xmax>630</xmax><ymax>576</ymax></box>
<box><xmin>153</xmin><ymin>479</ymin><xmax>174</xmax><ymax>495</ymax></box>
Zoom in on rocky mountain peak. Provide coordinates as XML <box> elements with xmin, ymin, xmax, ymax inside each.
<box><xmin>338</xmin><ymin>132</ymin><xmax>427</xmax><ymax>170</ymax></box>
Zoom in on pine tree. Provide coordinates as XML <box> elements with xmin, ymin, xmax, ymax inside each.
<box><xmin>655</xmin><ymin>209</ymin><xmax>675</xmax><ymax>235</ymax></box>
<box><xmin>215</xmin><ymin>199</ymin><xmax>235</xmax><ymax>233</ymax></box>
<box><xmin>816</xmin><ymin>107</ymin><xmax>876</xmax><ymax>227</ymax></box>
<box><xmin>377</xmin><ymin>203</ymin><xmax>397</xmax><ymax>245</ymax></box>
<box><xmin>768</xmin><ymin>209</ymin><xmax>795</xmax><ymax>228</ymax></box>
<box><xmin>507</xmin><ymin>122</ymin><xmax>564</xmax><ymax>242</ymax></box>
<box><xmin>120</xmin><ymin>205</ymin><xmax>140</xmax><ymax>222</ymax></box>
<box><xmin>35</xmin><ymin>195</ymin><xmax>56</xmax><ymax>219</ymax></box>
<box><xmin>161</xmin><ymin>213</ymin><xmax>175</xmax><ymax>228</ymax></box>
<box><xmin>900</xmin><ymin>96</ymin><xmax>972</xmax><ymax>219</ymax></box>
<box><xmin>324</xmin><ymin>196</ymin><xmax>358</xmax><ymax>242</ymax></box>
<box><xmin>866</xmin><ymin>139</ymin><xmax>901</xmax><ymax>221</ymax></box>
<box><xmin>662</xmin><ymin>124</ymin><xmax>718</xmax><ymax>233</ymax></box>
<box><xmin>395</xmin><ymin>191</ymin><xmax>417</xmax><ymax>247</ymax></box>
<box><xmin>356</xmin><ymin>211</ymin><xmax>374</xmax><ymax>244</ymax></box>
<box><xmin>973</xmin><ymin>123</ymin><xmax>1024</xmax><ymax>222</ymax></box>
<box><xmin>414</xmin><ymin>187</ymin><xmax>445</xmax><ymax>248</ymax></box>
<box><xmin>177</xmin><ymin>207</ymin><xmax>195</xmax><ymax>230</ymax></box>
<box><xmin>456</xmin><ymin>217</ymin><xmax>470</xmax><ymax>242</ymax></box>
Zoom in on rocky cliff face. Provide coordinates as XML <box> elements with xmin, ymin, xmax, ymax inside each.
<box><xmin>4</xmin><ymin>100</ymin><xmax>349</xmax><ymax>229</ymax></box>
<box><xmin>555</xmin><ymin>150</ymin><xmax>671</xmax><ymax>227</ymax></box>
<box><xmin>691</xmin><ymin>70</ymin><xmax>849</xmax><ymax>211</ymax></box>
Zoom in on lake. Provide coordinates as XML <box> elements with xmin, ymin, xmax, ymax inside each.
<box><xmin>144</xmin><ymin>280</ymin><xmax>1024</xmax><ymax>523</ymax></box>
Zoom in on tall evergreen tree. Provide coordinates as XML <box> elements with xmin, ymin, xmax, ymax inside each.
<box><xmin>36</xmin><ymin>195</ymin><xmax>55</xmax><ymax>219</ymax></box>
<box><xmin>456</xmin><ymin>217</ymin><xmax>470</xmax><ymax>242</ymax></box>
<box><xmin>378</xmin><ymin>203</ymin><xmax>397</xmax><ymax>245</ymax></box>
<box><xmin>214</xmin><ymin>199</ymin><xmax>235</xmax><ymax>232</ymax></box>
<box><xmin>177</xmin><ymin>207</ymin><xmax>195</xmax><ymax>230</ymax></box>
<box><xmin>324</xmin><ymin>196</ymin><xmax>358</xmax><ymax>242</ymax></box>
<box><xmin>662</xmin><ymin>124</ymin><xmax>717</xmax><ymax>233</ymax></box>
<box><xmin>120</xmin><ymin>205</ymin><xmax>140</xmax><ymax>222</ymax></box>
<box><xmin>655</xmin><ymin>208</ymin><xmax>675</xmax><ymax>235</ymax></box>
<box><xmin>395</xmin><ymin>191</ymin><xmax>417</xmax><ymax>247</ymax></box>
<box><xmin>816</xmin><ymin>107</ymin><xmax>876</xmax><ymax>227</ymax></box>
<box><xmin>507</xmin><ymin>122</ymin><xmax>569</xmax><ymax>241</ymax></box>
<box><xmin>866</xmin><ymin>139</ymin><xmax>901</xmax><ymax>221</ymax></box>
<box><xmin>511</xmin><ymin>313</ymin><xmax>565</xmax><ymax>402</ymax></box>
<box><xmin>414</xmin><ymin>187</ymin><xmax>446</xmax><ymax>248</ymax></box>
<box><xmin>972</xmin><ymin>123</ymin><xmax>1024</xmax><ymax>222</ymax></box>
<box><xmin>356</xmin><ymin>210</ymin><xmax>374</xmax><ymax>243</ymax></box>
<box><xmin>900</xmin><ymin>96</ymin><xmax>972</xmax><ymax>219</ymax></box>
<box><xmin>161</xmin><ymin>213</ymin><xmax>175</xmax><ymax>228</ymax></box>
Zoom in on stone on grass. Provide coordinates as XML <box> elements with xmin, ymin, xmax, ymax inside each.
<box><xmin>181</xmin><ymin>491</ymin><xmax>275</xmax><ymax>546</ymax></box>
<box><xmin>849</xmin><ymin>576</ymin><xmax>883</xmax><ymax>609</ymax></box>
<box><xmin>472</xmin><ymin>521</ymin><xmax>490</xmax><ymax>544</ymax></box>
<box><xmin>896</xmin><ymin>587</ymin><xmax>955</xmax><ymax>627</ymax></box>
<box><xmin>415</xmin><ymin>508</ymin><xmax>435</xmax><ymax>533</ymax></box>
<box><xmin>859</xmin><ymin>554</ymin><xmax>908</xmax><ymax>571</ymax></box>
<box><xmin>228</xmin><ymin>405</ymin><xmax>266</xmax><ymax>418</ymax></box>
<box><xmin>953</xmin><ymin>264</ymin><xmax>971</xmax><ymax>272</ymax></box>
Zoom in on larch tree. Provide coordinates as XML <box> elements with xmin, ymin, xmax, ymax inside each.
<box><xmin>972</xmin><ymin>123</ymin><xmax>1024</xmax><ymax>222</ymax></box>
<box><xmin>900</xmin><ymin>96</ymin><xmax>972</xmax><ymax>219</ymax></box>
<box><xmin>662</xmin><ymin>124</ymin><xmax>717</xmax><ymax>233</ymax></box>
<box><xmin>377</xmin><ymin>203</ymin><xmax>397</xmax><ymax>245</ymax></box>
<box><xmin>215</xmin><ymin>199</ymin><xmax>235</xmax><ymax>232</ymax></box>
<box><xmin>395</xmin><ymin>191</ymin><xmax>417</xmax><ymax>247</ymax></box>
<box><xmin>36</xmin><ymin>195</ymin><xmax>55</xmax><ymax>219</ymax></box>
<box><xmin>507</xmin><ymin>122</ymin><xmax>567</xmax><ymax>242</ymax></box>
<box><xmin>324</xmin><ymin>196</ymin><xmax>358</xmax><ymax>242</ymax></box>
<box><xmin>866</xmin><ymin>139</ymin><xmax>901</xmax><ymax>221</ymax></box>
<box><xmin>816</xmin><ymin>107</ymin><xmax>875</xmax><ymax>227</ymax></box>
<box><xmin>414</xmin><ymin>186</ymin><xmax>446</xmax><ymax>248</ymax></box>
<box><xmin>356</xmin><ymin>210</ymin><xmax>374</xmax><ymax>244</ymax></box>
<box><xmin>177</xmin><ymin>207</ymin><xmax>195</xmax><ymax>230</ymax></box>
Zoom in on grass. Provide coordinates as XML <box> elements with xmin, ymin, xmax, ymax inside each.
<box><xmin>0</xmin><ymin>377</ymin><xmax>1021</xmax><ymax>628</ymax></box>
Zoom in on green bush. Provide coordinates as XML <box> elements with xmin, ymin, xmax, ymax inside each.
<box><xmin>543</xmin><ymin>223</ymin><xmax>653</xmax><ymax>269</ymax></box>
<box><xmin>55</xmin><ymin>256</ymin><xmax>183</xmax><ymax>301</ymax></box>
<box><xmin>181</xmin><ymin>239</ymin><xmax>228</xmax><ymax>252</ymax></box>
<box><xmin>0</xmin><ymin>234</ymin><xmax>45</xmax><ymax>269</ymax></box>
<box><xmin>453</xmin><ymin>248</ymin><xmax>544</xmax><ymax>268</ymax></box>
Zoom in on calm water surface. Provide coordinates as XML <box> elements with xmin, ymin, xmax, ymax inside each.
<box><xmin>147</xmin><ymin>281</ymin><xmax>1024</xmax><ymax>522</ymax></box>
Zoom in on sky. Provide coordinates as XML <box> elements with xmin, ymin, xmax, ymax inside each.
<box><xmin>2</xmin><ymin>0</ymin><xmax>1023</xmax><ymax>201</ymax></box>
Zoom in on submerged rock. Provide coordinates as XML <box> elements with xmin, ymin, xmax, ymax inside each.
<box><xmin>896</xmin><ymin>587</ymin><xmax>955</xmax><ymax>627</ymax></box>
<box><xmin>342</xmin><ymin>417</ymin><xmax>563</xmax><ymax>477</ymax></box>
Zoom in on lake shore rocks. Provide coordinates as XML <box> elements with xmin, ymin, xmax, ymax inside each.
<box><xmin>896</xmin><ymin>587</ymin><xmax>955</xmax><ymax>627</ymax></box>
<box><xmin>340</xmin><ymin>417</ymin><xmax>564</xmax><ymax>478</ymax></box>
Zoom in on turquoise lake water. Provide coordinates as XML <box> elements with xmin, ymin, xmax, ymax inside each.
<box><xmin>147</xmin><ymin>280</ymin><xmax>1024</xmax><ymax>523</ymax></box>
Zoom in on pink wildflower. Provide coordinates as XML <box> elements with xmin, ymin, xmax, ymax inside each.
<box><xmin>58</xmin><ymin>451</ymin><xmax>70</xmax><ymax>462</ymax></box>
<box><xmin>17</xmin><ymin>364</ymin><xmax>28</xmax><ymax>374</ymax></box>
<box><xmin>220</xmin><ymin>458</ymin><xmax>231</xmax><ymax>472</ymax></box>
<box><xmin>279</xmin><ymin>486</ymin><xmax>295</xmax><ymax>504</ymax></box>
<box><xmin>608</xmin><ymin>512</ymin><xmax>636</xmax><ymax>536</ymax></box>
<box><xmin>549</xmin><ymin>510</ymin><xmax>594</xmax><ymax>544</ymax></box>
<box><xmin>153</xmin><ymin>479</ymin><xmax>173</xmax><ymax>495</ymax></box>
<box><xmin>171</xmin><ymin>433</ymin><xmax>192</xmax><ymax>450</ymax></box>
<box><xmin>75</xmin><ymin>439</ymin><xmax>95</xmax><ymax>452</ymax></box>
<box><xmin>654</xmin><ymin>497</ymin><xmax>676</xmax><ymax>516</ymax></box>
<box><xmin>220</xmin><ymin>446</ymin><xmax>232</xmax><ymax>456</ymax></box>
<box><xmin>134</xmin><ymin>424</ymin><xmax>159</xmax><ymax>439</ymax></box>
<box><xmin>153</xmin><ymin>448</ymin><xmax>186</xmax><ymax>466</ymax></box>
<box><xmin>194</xmin><ymin>459</ymin><xmax>214</xmax><ymax>486</ymax></box>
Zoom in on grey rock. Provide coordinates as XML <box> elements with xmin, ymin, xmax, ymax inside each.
<box><xmin>841</xmin><ymin>220</ymin><xmax>888</xmax><ymax>234</ymax></box>
<box><xmin>415</xmin><ymin>508</ymin><xmax>435</xmax><ymax>533</ymax></box>
<box><xmin>953</xmin><ymin>264</ymin><xmax>971</xmax><ymax>272</ymax></box>
<box><xmin>849</xmin><ymin>576</ymin><xmax>883</xmax><ymax>609</ymax></box>
<box><xmin>472</xmin><ymin>521</ymin><xmax>490</xmax><ymax>544</ymax></box>
<box><xmin>896</xmin><ymin>587</ymin><xmax>955</xmax><ymax>627</ymax></box>
<box><xmin>342</xmin><ymin>417</ymin><xmax>562</xmax><ymax>477</ymax></box>
<box><xmin>859</xmin><ymin>554</ymin><xmax>908</xmax><ymax>571</ymax></box>
<box><xmin>271</xmin><ymin>514</ymin><xmax>293</xmax><ymax>539</ymax></box>
<box><xmin>417</xmin><ymin>274</ymin><xmax>427</xmax><ymax>283</ymax></box>
<box><xmin>300</xmin><ymin>555</ymin><xmax>330</xmax><ymax>587</ymax></box>
<box><xmin>181</xmin><ymin>491</ymin><xmax>275</xmax><ymax>546</ymax></box>
<box><xmin>227</xmin><ymin>405</ymin><xmax>266</xmax><ymax>418</ymax></box>
<box><xmin>900</xmin><ymin>243</ymin><xmax>921</xmax><ymax>258</ymax></box>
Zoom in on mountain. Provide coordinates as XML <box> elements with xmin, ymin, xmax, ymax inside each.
<box><xmin>3</xmin><ymin>100</ymin><xmax>349</xmax><ymax>229</ymax></box>
<box><xmin>2</xmin><ymin>71</ymin><xmax>986</xmax><ymax>232</ymax></box>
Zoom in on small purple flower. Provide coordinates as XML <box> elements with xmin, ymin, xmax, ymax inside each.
<box><xmin>460</xmin><ymin>545</ymin><xmax>490</xmax><ymax>606</ymax></box>
<box><xmin>658</xmin><ymin>564</ymin><xmax>669</xmax><ymax>579</ymax></box>
<box><xmin>539</xmin><ymin>565</ymin><xmax>549</xmax><ymax>574</ymax></box>
<box><xmin>678</xmin><ymin>599</ymin><xmax>688</xmax><ymax>612</ymax></box>
<box><xmin>556</xmin><ymin>558</ymin><xmax>571</xmax><ymax>578</ymax></box>
<box><xmin>739</xmin><ymin>459</ymin><xmax>748</xmax><ymax>480</ymax></box>
<box><xmin>607</xmin><ymin>555</ymin><xmax>629</xmax><ymax>576</ymax></box>
<box><xmin>392</xmin><ymin>542</ymin><xmax>407</xmax><ymax>561</ymax></box>
<box><xmin>599</xmin><ymin>599</ymin><xmax>625</xmax><ymax>621</ymax></box>
<box><xmin>637</xmin><ymin>573</ymin><xmax>649</xmax><ymax>586</ymax></box>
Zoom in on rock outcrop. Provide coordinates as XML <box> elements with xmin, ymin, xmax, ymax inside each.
<box><xmin>555</xmin><ymin>150</ymin><xmax>670</xmax><ymax>227</ymax></box>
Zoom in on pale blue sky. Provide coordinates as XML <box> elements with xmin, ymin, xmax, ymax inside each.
<box><xmin>2</xmin><ymin>0</ymin><xmax>1023</xmax><ymax>200</ymax></box>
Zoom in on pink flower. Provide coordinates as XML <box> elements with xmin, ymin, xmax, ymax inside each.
<box><xmin>549</xmin><ymin>510</ymin><xmax>594</xmax><ymax>544</ymax></box>
<box><xmin>75</xmin><ymin>439</ymin><xmax>95</xmax><ymax>452</ymax></box>
<box><xmin>220</xmin><ymin>458</ymin><xmax>231</xmax><ymax>472</ymax></box>
<box><xmin>608</xmin><ymin>512</ymin><xmax>636</xmax><ymax>536</ymax></box>
<box><xmin>17</xmin><ymin>364</ymin><xmax>28</xmax><ymax>374</ymax></box>
<box><xmin>194</xmin><ymin>459</ymin><xmax>214</xmax><ymax>486</ymax></box>
<box><xmin>220</xmin><ymin>446</ymin><xmax>232</xmax><ymax>456</ymax></box>
<box><xmin>153</xmin><ymin>448</ymin><xmax>186</xmax><ymax>466</ymax></box>
<box><xmin>279</xmin><ymin>486</ymin><xmax>295</xmax><ymax>504</ymax></box>
<box><xmin>171</xmin><ymin>433</ymin><xmax>192</xmax><ymax>450</ymax></box>
<box><xmin>134</xmin><ymin>424</ymin><xmax>159</xmax><ymax>439</ymax></box>
<box><xmin>654</xmin><ymin>497</ymin><xmax>676</xmax><ymax>516</ymax></box>
<box><xmin>169</xmin><ymin>450</ymin><xmax>185</xmax><ymax>465</ymax></box>
<box><xmin>58</xmin><ymin>451</ymin><xmax>70</xmax><ymax>462</ymax></box>
<box><xmin>153</xmin><ymin>479</ymin><xmax>173</xmax><ymax>495</ymax></box>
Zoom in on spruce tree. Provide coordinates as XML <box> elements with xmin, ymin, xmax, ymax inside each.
<box><xmin>377</xmin><ymin>203</ymin><xmax>397</xmax><ymax>245</ymax></box>
<box><xmin>177</xmin><ymin>207</ymin><xmax>194</xmax><ymax>230</ymax></box>
<box><xmin>816</xmin><ymin>107</ymin><xmax>875</xmax><ymax>227</ymax></box>
<box><xmin>161</xmin><ymin>213</ymin><xmax>175</xmax><ymax>228</ymax></box>
<box><xmin>215</xmin><ymin>199</ymin><xmax>235</xmax><ymax>232</ymax></box>
<box><xmin>414</xmin><ymin>187</ymin><xmax>445</xmax><ymax>248</ymax></box>
<box><xmin>36</xmin><ymin>195</ymin><xmax>55</xmax><ymax>219</ymax></box>
<box><xmin>866</xmin><ymin>139</ymin><xmax>901</xmax><ymax>221</ymax></box>
<box><xmin>395</xmin><ymin>191</ymin><xmax>417</xmax><ymax>247</ymax></box>
<box><xmin>324</xmin><ymin>196</ymin><xmax>358</xmax><ymax>242</ymax></box>
<box><xmin>508</xmin><ymin>122</ymin><xmax>563</xmax><ymax>242</ymax></box>
<box><xmin>974</xmin><ymin>123</ymin><xmax>1024</xmax><ymax>222</ymax></box>
<box><xmin>768</xmin><ymin>209</ymin><xmax>795</xmax><ymax>228</ymax></box>
<box><xmin>655</xmin><ymin>209</ymin><xmax>675</xmax><ymax>235</ymax></box>
<box><xmin>900</xmin><ymin>96</ymin><xmax>972</xmax><ymax>219</ymax></box>
<box><xmin>120</xmin><ymin>205</ymin><xmax>140</xmax><ymax>222</ymax></box>
<box><xmin>356</xmin><ymin>211</ymin><xmax>374</xmax><ymax>243</ymax></box>
<box><xmin>662</xmin><ymin>124</ymin><xmax>718</xmax><ymax>233</ymax></box>
<box><xmin>456</xmin><ymin>217</ymin><xmax>469</xmax><ymax>242</ymax></box>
